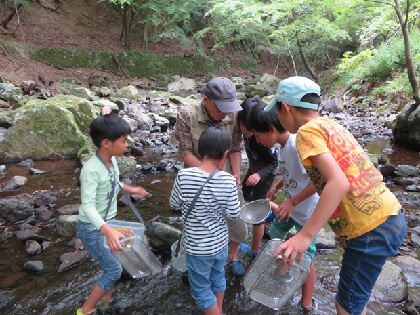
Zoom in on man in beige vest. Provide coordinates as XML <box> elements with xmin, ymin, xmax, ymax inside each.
<box><xmin>174</xmin><ymin>77</ymin><xmax>248</xmax><ymax>276</ymax></box>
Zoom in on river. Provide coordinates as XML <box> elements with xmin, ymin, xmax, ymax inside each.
<box><xmin>0</xmin><ymin>135</ymin><xmax>418</xmax><ymax>315</ymax></box>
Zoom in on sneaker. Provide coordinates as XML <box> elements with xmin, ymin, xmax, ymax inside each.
<box><xmin>265</xmin><ymin>211</ymin><xmax>276</xmax><ymax>222</ymax></box>
<box><xmin>229</xmin><ymin>260</ymin><xmax>246</xmax><ymax>276</ymax></box>
<box><xmin>239</xmin><ymin>242</ymin><xmax>258</xmax><ymax>257</ymax></box>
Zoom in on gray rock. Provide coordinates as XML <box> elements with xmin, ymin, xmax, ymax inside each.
<box><xmin>146</xmin><ymin>221</ymin><xmax>181</xmax><ymax>252</ymax></box>
<box><xmin>26</xmin><ymin>240</ymin><xmax>42</xmax><ymax>255</ymax></box>
<box><xmin>372</xmin><ymin>261</ymin><xmax>408</xmax><ymax>303</ymax></box>
<box><xmin>29</xmin><ymin>168</ymin><xmax>46</xmax><ymax>175</ymax></box>
<box><xmin>23</xmin><ymin>260</ymin><xmax>43</xmax><ymax>271</ymax></box>
<box><xmin>315</xmin><ymin>228</ymin><xmax>336</xmax><ymax>249</ymax></box>
<box><xmin>58</xmin><ymin>250</ymin><xmax>89</xmax><ymax>272</ymax></box>
<box><xmin>57</xmin><ymin>204</ymin><xmax>80</xmax><ymax>215</ymax></box>
<box><xmin>56</xmin><ymin>215</ymin><xmax>78</xmax><ymax>237</ymax></box>
<box><xmin>394</xmin><ymin>256</ymin><xmax>420</xmax><ymax>286</ymax></box>
<box><xmin>32</xmin><ymin>190</ymin><xmax>57</xmax><ymax>208</ymax></box>
<box><xmin>0</xmin><ymin>95</ymin><xmax>98</xmax><ymax>162</ymax></box>
<box><xmin>395</xmin><ymin>165</ymin><xmax>420</xmax><ymax>177</ymax></box>
<box><xmin>1</xmin><ymin>175</ymin><xmax>28</xmax><ymax>191</ymax></box>
<box><xmin>0</xmin><ymin>195</ymin><xmax>34</xmax><ymax>222</ymax></box>
<box><xmin>393</xmin><ymin>102</ymin><xmax>420</xmax><ymax>151</ymax></box>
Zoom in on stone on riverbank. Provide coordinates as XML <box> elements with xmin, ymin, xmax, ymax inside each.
<box><xmin>0</xmin><ymin>94</ymin><xmax>98</xmax><ymax>162</ymax></box>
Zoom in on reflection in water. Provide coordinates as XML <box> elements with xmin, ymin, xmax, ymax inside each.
<box><xmin>0</xmin><ymin>138</ymin><xmax>416</xmax><ymax>314</ymax></box>
<box><xmin>365</xmin><ymin>137</ymin><xmax>420</xmax><ymax>166</ymax></box>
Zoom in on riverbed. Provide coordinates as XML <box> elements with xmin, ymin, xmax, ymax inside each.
<box><xmin>0</xmin><ymin>135</ymin><xmax>419</xmax><ymax>315</ymax></box>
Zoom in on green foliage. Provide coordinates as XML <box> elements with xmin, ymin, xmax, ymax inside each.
<box><xmin>372</xmin><ymin>71</ymin><xmax>412</xmax><ymax>98</ymax></box>
<box><xmin>337</xmin><ymin>49</ymin><xmax>377</xmax><ymax>74</ymax></box>
<box><xmin>335</xmin><ymin>27</ymin><xmax>420</xmax><ymax>100</ymax></box>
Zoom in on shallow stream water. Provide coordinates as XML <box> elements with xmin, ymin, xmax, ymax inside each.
<box><xmin>0</xmin><ymin>137</ymin><xmax>418</xmax><ymax>315</ymax></box>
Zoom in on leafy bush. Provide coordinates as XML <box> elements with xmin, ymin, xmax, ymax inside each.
<box><xmin>333</xmin><ymin>29</ymin><xmax>420</xmax><ymax>97</ymax></box>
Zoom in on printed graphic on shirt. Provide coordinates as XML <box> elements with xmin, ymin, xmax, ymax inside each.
<box><xmin>296</xmin><ymin>118</ymin><xmax>399</xmax><ymax>238</ymax></box>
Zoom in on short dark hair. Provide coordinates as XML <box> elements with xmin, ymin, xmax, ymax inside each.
<box><xmin>90</xmin><ymin>114</ymin><xmax>132</xmax><ymax>148</ymax></box>
<box><xmin>237</xmin><ymin>96</ymin><xmax>263</xmax><ymax>124</ymax></box>
<box><xmin>276</xmin><ymin>93</ymin><xmax>321</xmax><ymax>111</ymax></box>
<box><xmin>198</xmin><ymin>126</ymin><xmax>231</xmax><ymax>159</ymax></box>
<box><xmin>246</xmin><ymin>105</ymin><xmax>286</xmax><ymax>133</ymax></box>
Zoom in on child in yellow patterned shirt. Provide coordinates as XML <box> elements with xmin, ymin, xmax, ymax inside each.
<box><xmin>264</xmin><ymin>76</ymin><xmax>407</xmax><ymax>315</ymax></box>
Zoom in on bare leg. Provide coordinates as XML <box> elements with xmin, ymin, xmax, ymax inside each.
<box><xmin>80</xmin><ymin>284</ymin><xmax>107</xmax><ymax>314</ymax></box>
<box><xmin>101</xmin><ymin>287</ymin><xmax>113</xmax><ymax>303</ymax></box>
<box><xmin>215</xmin><ymin>291</ymin><xmax>224</xmax><ymax>314</ymax></box>
<box><xmin>301</xmin><ymin>262</ymin><xmax>316</xmax><ymax>309</ymax></box>
<box><xmin>203</xmin><ymin>303</ymin><xmax>223</xmax><ymax>315</ymax></box>
<box><xmin>228</xmin><ymin>240</ymin><xmax>239</xmax><ymax>261</ymax></box>
<box><xmin>252</xmin><ymin>224</ymin><xmax>264</xmax><ymax>253</ymax></box>
<box><xmin>335</xmin><ymin>299</ymin><xmax>367</xmax><ymax>315</ymax></box>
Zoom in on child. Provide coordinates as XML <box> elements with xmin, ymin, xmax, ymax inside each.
<box><xmin>246</xmin><ymin>104</ymin><xmax>319</xmax><ymax>312</ymax></box>
<box><xmin>266</xmin><ymin>76</ymin><xmax>407</xmax><ymax>315</ymax></box>
<box><xmin>237</xmin><ymin>97</ymin><xmax>277</xmax><ymax>257</ymax></box>
<box><xmin>76</xmin><ymin>114</ymin><xmax>147</xmax><ymax>315</ymax></box>
<box><xmin>170</xmin><ymin>126</ymin><xmax>241</xmax><ymax>315</ymax></box>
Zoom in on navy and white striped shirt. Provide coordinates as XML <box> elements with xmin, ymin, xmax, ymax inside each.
<box><xmin>170</xmin><ymin>167</ymin><xmax>241</xmax><ymax>256</ymax></box>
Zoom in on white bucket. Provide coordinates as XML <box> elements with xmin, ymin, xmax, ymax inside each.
<box><xmin>171</xmin><ymin>238</ymin><xmax>187</xmax><ymax>272</ymax></box>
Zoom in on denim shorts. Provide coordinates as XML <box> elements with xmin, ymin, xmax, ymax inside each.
<box><xmin>335</xmin><ymin>211</ymin><xmax>407</xmax><ymax>314</ymax></box>
<box><xmin>186</xmin><ymin>246</ymin><xmax>228</xmax><ymax>310</ymax></box>
<box><xmin>76</xmin><ymin>221</ymin><xmax>123</xmax><ymax>291</ymax></box>
<box><xmin>269</xmin><ymin>217</ymin><xmax>317</xmax><ymax>258</ymax></box>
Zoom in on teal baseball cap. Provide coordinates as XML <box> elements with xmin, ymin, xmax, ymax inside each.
<box><xmin>264</xmin><ymin>76</ymin><xmax>321</xmax><ymax>111</ymax></box>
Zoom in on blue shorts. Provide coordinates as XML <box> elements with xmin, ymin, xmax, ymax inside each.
<box><xmin>269</xmin><ymin>217</ymin><xmax>317</xmax><ymax>258</ymax></box>
<box><xmin>335</xmin><ymin>211</ymin><xmax>406</xmax><ymax>314</ymax></box>
<box><xmin>76</xmin><ymin>221</ymin><xmax>123</xmax><ymax>291</ymax></box>
<box><xmin>186</xmin><ymin>246</ymin><xmax>228</xmax><ymax>310</ymax></box>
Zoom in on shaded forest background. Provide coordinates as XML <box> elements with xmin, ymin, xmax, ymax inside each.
<box><xmin>1</xmin><ymin>0</ymin><xmax>420</xmax><ymax>107</ymax></box>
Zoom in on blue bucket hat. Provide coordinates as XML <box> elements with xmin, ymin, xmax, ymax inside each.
<box><xmin>264</xmin><ymin>76</ymin><xmax>321</xmax><ymax>111</ymax></box>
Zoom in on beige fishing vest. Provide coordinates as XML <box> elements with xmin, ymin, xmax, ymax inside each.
<box><xmin>185</xmin><ymin>102</ymin><xmax>237</xmax><ymax>172</ymax></box>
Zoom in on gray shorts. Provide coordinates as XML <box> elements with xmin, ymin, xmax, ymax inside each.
<box><xmin>226</xmin><ymin>217</ymin><xmax>248</xmax><ymax>243</ymax></box>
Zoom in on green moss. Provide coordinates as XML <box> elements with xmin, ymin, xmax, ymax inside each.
<box><xmin>27</xmin><ymin>46</ymin><xmax>257</xmax><ymax>77</ymax></box>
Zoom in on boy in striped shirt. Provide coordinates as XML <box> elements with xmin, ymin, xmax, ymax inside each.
<box><xmin>170</xmin><ymin>126</ymin><xmax>241</xmax><ymax>315</ymax></box>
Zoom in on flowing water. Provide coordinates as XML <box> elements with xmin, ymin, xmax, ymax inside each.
<box><xmin>0</xmin><ymin>137</ymin><xmax>418</xmax><ymax>315</ymax></box>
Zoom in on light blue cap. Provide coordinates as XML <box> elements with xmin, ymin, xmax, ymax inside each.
<box><xmin>264</xmin><ymin>76</ymin><xmax>321</xmax><ymax>111</ymax></box>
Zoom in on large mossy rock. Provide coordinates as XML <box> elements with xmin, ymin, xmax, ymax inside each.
<box><xmin>393</xmin><ymin>102</ymin><xmax>420</xmax><ymax>151</ymax></box>
<box><xmin>0</xmin><ymin>95</ymin><xmax>99</xmax><ymax>162</ymax></box>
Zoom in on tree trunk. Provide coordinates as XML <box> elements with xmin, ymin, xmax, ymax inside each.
<box><xmin>120</xmin><ymin>3</ymin><xmax>128</xmax><ymax>41</ymax></box>
<box><xmin>1</xmin><ymin>4</ymin><xmax>22</xmax><ymax>29</ymax></box>
<box><xmin>142</xmin><ymin>23</ymin><xmax>148</xmax><ymax>54</ymax></box>
<box><xmin>296</xmin><ymin>36</ymin><xmax>319</xmax><ymax>82</ymax></box>
<box><xmin>394</xmin><ymin>0</ymin><xmax>420</xmax><ymax>105</ymax></box>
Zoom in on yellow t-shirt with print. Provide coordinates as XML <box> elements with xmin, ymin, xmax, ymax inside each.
<box><xmin>296</xmin><ymin>117</ymin><xmax>401</xmax><ymax>240</ymax></box>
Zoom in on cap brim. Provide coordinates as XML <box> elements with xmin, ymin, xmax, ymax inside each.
<box><xmin>214</xmin><ymin>100</ymin><xmax>242</xmax><ymax>113</ymax></box>
<box><xmin>264</xmin><ymin>97</ymin><xmax>276</xmax><ymax>112</ymax></box>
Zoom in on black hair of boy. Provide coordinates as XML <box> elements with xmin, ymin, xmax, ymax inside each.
<box><xmin>198</xmin><ymin>126</ymin><xmax>232</xmax><ymax>159</ymax></box>
<box><xmin>246</xmin><ymin>104</ymin><xmax>286</xmax><ymax>134</ymax></box>
<box><xmin>89</xmin><ymin>114</ymin><xmax>132</xmax><ymax>148</ymax></box>
<box><xmin>275</xmin><ymin>93</ymin><xmax>321</xmax><ymax>112</ymax></box>
<box><xmin>237</xmin><ymin>96</ymin><xmax>263</xmax><ymax>124</ymax></box>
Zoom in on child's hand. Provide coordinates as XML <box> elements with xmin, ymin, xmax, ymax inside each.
<box><xmin>266</xmin><ymin>186</ymin><xmax>278</xmax><ymax>201</ymax></box>
<box><xmin>102</xmin><ymin>224</ymin><xmax>124</xmax><ymax>253</ymax></box>
<box><xmin>273</xmin><ymin>232</ymin><xmax>312</xmax><ymax>267</ymax></box>
<box><xmin>275</xmin><ymin>199</ymin><xmax>295</xmax><ymax>222</ymax></box>
<box><xmin>131</xmin><ymin>186</ymin><xmax>148</xmax><ymax>199</ymax></box>
<box><xmin>245</xmin><ymin>173</ymin><xmax>261</xmax><ymax>186</ymax></box>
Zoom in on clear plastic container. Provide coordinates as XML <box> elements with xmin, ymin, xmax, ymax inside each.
<box><xmin>243</xmin><ymin>239</ymin><xmax>311</xmax><ymax>310</ymax></box>
<box><xmin>115</xmin><ymin>235</ymin><xmax>163</xmax><ymax>278</ymax></box>
<box><xmin>106</xmin><ymin>219</ymin><xmax>145</xmax><ymax>238</ymax></box>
